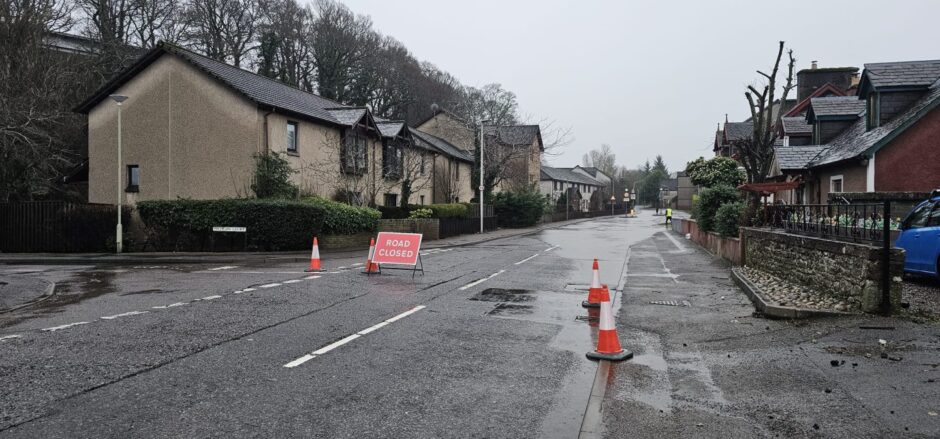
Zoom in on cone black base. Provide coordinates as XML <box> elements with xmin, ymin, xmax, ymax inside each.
<box><xmin>304</xmin><ymin>268</ymin><xmax>324</xmax><ymax>272</ymax></box>
<box><xmin>586</xmin><ymin>350</ymin><xmax>633</xmax><ymax>362</ymax></box>
<box><xmin>581</xmin><ymin>300</ymin><xmax>601</xmax><ymax>308</ymax></box>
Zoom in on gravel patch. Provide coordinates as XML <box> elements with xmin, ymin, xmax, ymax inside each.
<box><xmin>739</xmin><ymin>266</ymin><xmax>855</xmax><ymax>312</ymax></box>
<box><xmin>902</xmin><ymin>275</ymin><xmax>940</xmax><ymax>317</ymax></box>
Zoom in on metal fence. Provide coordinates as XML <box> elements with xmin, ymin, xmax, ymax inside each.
<box><xmin>0</xmin><ymin>202</ymin><xmax>124</xmax><ymax>253</ymax></box>
<box><xmin>765</xmin><ymin>202</ymin><xmax>898</xmax><ymax>243</ymax></box>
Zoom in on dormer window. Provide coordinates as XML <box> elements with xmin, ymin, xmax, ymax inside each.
<box><xmin>867</xmin><ymin>93</ymin><xmax>880</xmax><ymax>130</ymax></box>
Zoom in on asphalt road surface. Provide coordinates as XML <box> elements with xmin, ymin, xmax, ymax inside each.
<box><xmin>1</xmin><ymin>212</ymin><xmax>938</xmax><ymax>438</ymax></box>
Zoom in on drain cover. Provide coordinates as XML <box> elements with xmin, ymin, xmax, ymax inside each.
<box><xmin>470</xmin><ymin>288</ymin><xmax>535</xmax><ymax>302</ymax></box>
<box><xmin>649</xmin><ymin>300</ymin><xmax>691</xmax><ymax>307</ymax></box>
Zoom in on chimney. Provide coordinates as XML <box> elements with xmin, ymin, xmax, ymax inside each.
<box><xmin>811</xmin><ymin>60</ymin><xmax>818</xmax><ymax>70</ymax></box>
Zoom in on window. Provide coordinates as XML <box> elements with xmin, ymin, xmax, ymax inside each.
<box><xmin>384</xmin><ymin>193</ymin><xmax>398</xmax><ymax>207</ymax></box>
<box><xmin>287</xmin><ymin>121</ymin><xmax>298</xmax><ymax>153</ymax></box>
<box><xmin>867</xmin><ymin>93</ymin><xmax>880</xmax><ymax>130</ymax></box>
<box><xmin>454</xmin><ymin>163</ymin><xmax>459</xmax><ymax>180</ymax></box>
<box><xmin>903</xmin><ymin>202</ymin><xmax>933</xmax><ymax>230</ymax></box>
<box><xmin>830</xmin><ymin>175</ymin><xmax>843</xmax><ymax>194</ymax></box>
<box><xmin>783</xmin><ymin>135</ymin><xmax>790</xmax><ymax>147</ymax></box>
<box><xmin>382</xmin><ymin>142</ymin><xmax>403</xmax><ymax>179</ymax></box>
<box><xmin>927</xmin><ymin>202</ymin><xmax>940</xmax><ymax>227</ymax></box>
<box><xmin>420</xmin><ymin>195</ymin><xmax>425</xmax><ymax>205</ymax></box>
<box><xmin>126</xmin><ymin>165</ymin><xmax>139</xmax><ymax>192</ymax></box>
<box><xmin>420</xmin><ymin>153</ymin><xmax>426</xmax><ymax>175</ymax></box>
<box><xmin>342</xmin><ymin>131</ymin><xmax>368</xmax><ymax>174</ymax></box>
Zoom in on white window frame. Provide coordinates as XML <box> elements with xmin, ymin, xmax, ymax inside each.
<box><xmin>830</xmin><ymin>175</ymin><xmax>844</xmax><ymax>194</ymax></box>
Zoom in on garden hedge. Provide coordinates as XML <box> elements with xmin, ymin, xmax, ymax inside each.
<box><xmin>301</xmin><ymin>197</ymin><xmax>380</xmax><ymax>235</ymax></box>
<box><xmin>696</xmin><ymin>185</ymin><xmax>740</xmax><ymax>232</ymax></box>
<box><xmin>427</xmin><ymin>203</ymin><xmax>469</xmax><ymax>219</ymax></box>
<box><xmin>714</xmin><ymin>202</ymin><xmax>744</xmax><ymax>237</ymax></box>
<box><xmin>492</xmin><ymin>190</ymin><xmax>548</xmax><ymax>228</ymax></box>
<box><xmin>137</xmin><ymin>199</ymin><xmax>325</xmax><ymax>251</ymax></box>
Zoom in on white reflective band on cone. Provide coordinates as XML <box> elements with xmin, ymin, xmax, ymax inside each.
<box><xmin>311</xmin><ymin>246</ymin><xmax>319</xmax><ymax>259</ymax></box>
<box><xmin>591</xmin><ymin>268</ymin><xmax>601</xmax><ymax>289</ymax></box>
<box><xmin>599</xmin><ymin>300</ymin><xmax>616</xmax><ymax>330</ymax></box>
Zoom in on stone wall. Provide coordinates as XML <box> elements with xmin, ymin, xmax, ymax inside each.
<box><xmin>318</xmin><ymin>232</ymin><xmax>374</xmax><ymax>250</ymax></box>
<box><xmin>378</xmin><ymin>218</ymin><xmax>440</xmax><ymax>240</ymax></box>
<box><xmin>741</xmin><ymin>227</ymin><xmax>903</xmax><ymax>312</ymax></box>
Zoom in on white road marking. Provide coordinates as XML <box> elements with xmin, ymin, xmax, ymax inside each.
<box><xmin>42</xmin><ymin>322</ymin><xmax>89</xmax><ymax>332</ymax></box>
<box><xmin>458</xmin><ymin>270</ymin><xmax>505</xmax><ymax>291</ymax></box>
<box><xmin>514</xmin><ymin>254</ymin><xmax>539</xmax><ymax>265</ymax></box>
<box><xmin>101</xmin><ymin>310</ymin><xmax>149</xmax><ymax>320</ymax></box>
<box><xmin>241</xmin><ymin>288</ymin><xmax>257</xmax><ymax>292</ymax></box>
<box><xmin>664</xmin><ymin>230</ymin><xmax>686</xmax><ymax>250</ymax></box>
<box><xmin>351</xmin><ymin>263</ymin><xmax>364</xmax><ymax>267</ymax></box>
<box><xmin>544</xmin><ymin>245</ymin><xmax>559</xmax><ymax>252</ymax></box>
<box><xmin>208</xmin><ymin>265</ymin><xmax>238</xmax><ymax>271</ymax></box>
<box><xmin>0</xmin><ymin>334</ymin><xmax>23</xmax><ymax>342</ymax></box>
<box><xmin>303</xmin><ymin>275</ymin><xmax>321</xmax><ymax>280</ymax></box>
<box><xmin>283</xmin><ymin>305</ymin><xmax>426</xmax><ymax>368</ymax></box>
<box><xmin>259</xmin><ymin>283</ymin><xmax>281</xmax><ymax>289</ymax></box>
<box><xmin>166</xmin><ymin>302</ymin><xmax>187</xmax><ymax>308</ymax></box>
<box><xmin>201</xmin><ymin>295</ymin><xmax>222</xmax><ymax>300</ymax></box>
<box><xmin>283</xmin><ymin>279</ymin><xmax>302</xmax><ymax>284</ymax></box>
<box><xmin>327</xmin><ymin>271</ymin><xmax>343</xmax><ymax>274</ymax></box>
<box><xmin>336</xmin><ymin>267</ymin><xmax>347</xmax><ymax>270</ymax></box>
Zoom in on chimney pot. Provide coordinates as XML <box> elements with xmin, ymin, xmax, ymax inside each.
<box><xmin>811</xmin><ymin>60</ymin><xmax>818</xmax><ymax>70</ymax></box>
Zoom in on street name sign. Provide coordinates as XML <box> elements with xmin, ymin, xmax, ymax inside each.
<box><xmin>371</xmin><ymin>232</ymin><xmax>423</xmax><ymax>266</ymax></box>
<box><xmin>212</xmin><ymin>226</ymin><xmax>246</xmax><ymax>233</ymax></box>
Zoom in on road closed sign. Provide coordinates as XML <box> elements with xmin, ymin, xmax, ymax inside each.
<box><xmin>371</xmin><ymin>232</ymin><xmax>423</xmax><ymax>266</ymax></box>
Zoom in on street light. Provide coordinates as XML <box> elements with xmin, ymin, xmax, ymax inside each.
<box><xmin>478</xmin><ymin>120</ymin><xmax>492</xmax><ymax>234</ymax></box>
<box><xmin>110</xmin><ymin>94</ymin><xmax>128</xmax><ymax>253</ymax></box>
<box><xmin>610</xmin><ymin>195</ymin><xmax>615</xmax><ymax>216</ymax></box>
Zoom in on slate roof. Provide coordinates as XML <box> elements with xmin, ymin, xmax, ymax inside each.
<box><xmin>484</xmin><ymin>125</ymin><xmax>543</xmax><ymax>149</ymax></box>
<box><xmin>781</xmin><ymin>117</ymin><xmax>812</xmax><ymax>135</ymax></box>
<box><xmin>775</xmin><ymin>145</ymin><xmax>828</xmax><ymax>170</ymax></box>
<box><xmin>808</xmin><ymin>96</ymin><xmax>865</xmax><ymax>119</ymax></box>
<box><xmin>375</xmin><ymin>120</ymin><xmax>406</xmax><ymax>138</ymax></box>
<box><xmin>76</xmin><ymin>42</ymin><xmax>347</xmax><ymax>126</ymax></box>
<box><xmin>861</xmin><ymin>60</ymin><xmax>940</xmax><ymax>92</ymax></box>
<box><xmin>326</xmin><ymin>107</ymin><xmax>369</xmax><ymax>126</ymax></box>
<box><xmin>723</xmin><ymin>122</ymin><xmax>753</xmax><ymax>141</ymax></box>
<box><xmin>540</xmin><ymin>167</ymin><xmax>604</xmax><ymax>186</ymax></box>
<box><xmin>409</xmin><ymin>128</ymin><xmax>473</xmax><ymax>163</ymax></box>
<box><xmin>577</xmin><ymin>166</ymin><xmax>611</xmax><ymax>180</ymax></box>
<box><xmin>811</xmin><ymin>83</ymin><xmax>940</xmax><ymax>167</ymax></box>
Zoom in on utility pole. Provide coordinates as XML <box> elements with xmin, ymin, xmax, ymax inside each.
<box><xmin>110</xmin><ymin>94</ymin><xmax>128</xmax><ymax>253</ymax></box>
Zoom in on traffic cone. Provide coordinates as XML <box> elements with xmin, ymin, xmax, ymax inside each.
<box><xmin>586</xmin><ymin>287</ymin><xmax>633</xmax><ymax>361</ymax></box>
<box><xmin>305</xmin><ymin>237</ymin><xmax>324</xmax><ymax>272</ymax></box>
<box><xmin>582</xmin><ymin>259</ymin><xmax>605</xmax><ymax>308</ymax></box>
<box><xmin>363</xmin><ymin>238</ymin><xmax>380</xmax><ymax>274</ymax></box>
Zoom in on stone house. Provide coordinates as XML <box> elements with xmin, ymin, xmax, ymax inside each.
<box><xmin>75</xmin><ymin>42</ymin><xmax>469</xmax><ymax>208</ymax></box>
<box><xmin>539</xmin><ymin>166</ymin><xmax>604</xmax><ymax>212</ymax></box>
<box><xmin>413</xmin><ymin>109</ymin><xmax>476</xmax><ymax>203</ymax></box>
<box><xmin>484</xmin><ymin>125</ymin><xmax>544</xmax><ymax>193</ymax></box>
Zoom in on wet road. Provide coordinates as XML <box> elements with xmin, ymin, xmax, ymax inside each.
<box><xmin>0</xmin><ymin>215</ymin><xmax>657</xmax><ymax>438</ymax></box>
<box><xmin>2</xmin><ymin>212</ymin><xmax>938</xmax><ymax>438</ymax></box>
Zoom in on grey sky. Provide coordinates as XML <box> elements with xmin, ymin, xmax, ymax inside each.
<box><xmin>339</xmin><ymin>0</ymin><xmax>939</xmax><ymax>172</ymax></box>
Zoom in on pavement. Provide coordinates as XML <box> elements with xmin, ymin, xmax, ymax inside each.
<box><xmin>0</xmin><ymin>209</ymin><xmax>936</xmax><ymax>438</ymax></box>
<box><xmin>0</xmin><ymin>276</ymin><xmax>54</xmax><ymax>313</ymax></box>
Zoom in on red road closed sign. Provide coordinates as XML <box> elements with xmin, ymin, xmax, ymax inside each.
<box><xmin>371</xmin><ymin>232</ymin><xmax>423</xmax><ymax>266</ymax></box>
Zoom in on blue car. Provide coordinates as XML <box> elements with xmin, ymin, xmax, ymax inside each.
<box><xmin>895</xmin><ymin>190</ymin><xmax>940</xmax><ymax>278</ymax></box>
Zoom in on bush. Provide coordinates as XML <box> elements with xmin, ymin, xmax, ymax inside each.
<box><xmin>714</xmin><ymin>202</ymin><xmax>744</xmax><ymax>237</ymax></box>
<box><xmin>302</xmin><ymin>197</ymin><xmax>379</xmax><ymax>235</ymax></box>
<box><xmin>377</xmin><ymin>205</ymin><xmax>410</xmax><ymax>219</ymax></box>
<box><xmin>697</xmin><ymin>185</ymin><xmax>740</xmax><ymax>232</ymax></box>
<box><xmin>492</xmin><ymin>190</ymin><xmax>549</xmax><ymax>228</ymax></box>
<box><xmin>408</xmin><ymin>208</ymin><xmax>433</xmax><ymax>219</ymax></box>
<box><xmin>251</xmin><ymin>152</ymin><xmax>298</xmax><ymax>199</ymax></box>
<box><xmin>138</xmin><ymin>199</ymin><xmax>324</xmax><ymax>251</ymax></box>
<box><xmin>427</xmin><ymin>203</ymin><xmax>469</xmax><ymax>219</ymax></box>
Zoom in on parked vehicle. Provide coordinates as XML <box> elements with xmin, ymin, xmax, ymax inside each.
<box><xmin>895</xmin><ymin>190</ymin><xmax>940</xmax><ymax>277</ymax></box>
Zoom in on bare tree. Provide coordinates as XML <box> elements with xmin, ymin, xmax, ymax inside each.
<box><xmin>309</xmin><ymin>0</ymin><xmax>379</xmax><ymax>103</ymax></box>
<box><xmin>129</xmin><ymin>0</ymin><xmax>183</xmax><ymax>48</ymax></box>
<box><xmin>582</xmin><ymin>144</ymin><xmax>616</xmax><ymax>176</ymax></box>
<box><xmin>733</xmin><ymin>41</ymin><xmax>796</xmax><ymax>205</ymax></box>
<box><xmin>183</xmin><ymin>0</ymin><xmax>258</xmax><ymax>67</ymax></box>
<box><xmin>255</xmin><ymin>0</ymin><xmax>314</xmax><ymax>90</ymax></box>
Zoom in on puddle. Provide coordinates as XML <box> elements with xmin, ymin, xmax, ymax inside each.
<box><xmin>0</xmin><ymin>270</ymin><xmax>117</xmax><ymax>328</ymax></box>
<box><xmin>487</xmin><ymin>303</ymin><xmax>534</xmax><ymax>315</ymax></box>
<box><xmin>470</xmin><ymin>288</ymin><xmax>536</xmax><ymax>303</ymax></box>
<box><xmin>120</xmin><ymin>289</ymin><xmax>171</xmax><ymax>296</ymax></box>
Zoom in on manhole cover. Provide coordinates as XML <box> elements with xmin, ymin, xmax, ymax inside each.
<box><xmin>487</xmin><ymin>303</ymin><xmax>533</xmax><ymax>315</ymax></box>
<box><xmin>470</xmin><ymin>288</ymin><xmax>535</xmax><ymax>303</ymax></box>
<box><xmin>649</xmin><ymin>300</ymin><xmax>691</xmax><ymax>307</ymax></box>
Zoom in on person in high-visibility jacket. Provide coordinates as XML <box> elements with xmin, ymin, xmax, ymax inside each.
<box><xmin>665</xmin><ymin>207</ymin><xmax>673</xmax><ymax>225</ymax></box>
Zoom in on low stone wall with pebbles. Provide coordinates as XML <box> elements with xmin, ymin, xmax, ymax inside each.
<box><xmin>740</xmin><ymin>266</ymin><xmax>854</xmax><ymax>312</ymax></box>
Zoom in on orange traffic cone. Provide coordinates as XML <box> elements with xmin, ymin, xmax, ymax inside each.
<box><xmin>586</xmin><ymin>287</ymin><xmax>632</xmax><ymax>361</ymax></box>
<box><xmin>582</xmin><ymin>259</ymin><xmax>606</xmax><ymax>308</ymax></box>
<box><xmin>305</xmin><ymin>237</ymin><xmax>324</xmax><ymax>272</ymax></box>
<box><xmin>363</xmin><ymin>238</ymin><xmax>380</xmax><ymax>274</ymax></box>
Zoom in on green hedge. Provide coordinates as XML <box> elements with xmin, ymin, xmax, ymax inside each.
<box><xmin>301</xmin><ymin>197</ymin><xmax>380</xmax><ymax>235</ymax></box>
<box><xmin>137</xmin><ymin>199</ymin><xmax>325</xmax><ymax>251</ymax></box>
<box><xmin>697</xmin><ymin>185</ymin><xmax>740</xmax><ymax>232</ymax></box>
<box><xmin>492</xmin><ymin>190</ymin><xmax>548</xmax><ymax>228</ymax></box>
<box><xmin>714</xmin><ymin>202</ymin><xmax>744</xmax><ymax>237</ymax></box>
<box><xmin>428</xmin><ymin>203</ymin><xmax>469</xmax><ymax>219</ymax></box>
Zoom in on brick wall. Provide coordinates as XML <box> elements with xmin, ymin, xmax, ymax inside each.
<box><xmin>319</xmin><ymin>232</ymin><xmax>374</xmax><ymax>250</ymax></box>
<box><xmin>671</xmin><ymin>218</ymin><xmax>742</xmax><ymax>265</ymax></box>
<box><xmin>875</xmin><ymin>105</ymin><xmax>940</xmax><ymax>192</ymax></box>
<box><xmin>378</xmin><ymin>218</ymin><xmax>440</xmax><ymax>240</ymax></box>
<box><xmin>741</xmin><ymin>228</ymin><xmax>903</xmax><ymax>312</ymax></box>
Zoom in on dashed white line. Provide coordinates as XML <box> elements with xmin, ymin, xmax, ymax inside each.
<box><xmin>200</xmin><ymin>295</ymin><xmax>222</xmax><ymax>301</ymax></box>
<box><xmin>166</xmin><ymin>302</ymin><xmax>186</xmax><ymax>307</ymax></box>
<box><xmin>544</xmin><ymin>245</ymin><xmax>559</xmax><ymax>252</ymax></box>
<box><xmin>208</xmin><ymin>265</ymin><xmax>238</xmax><ymax>271</ymax></box>
<box><xmin>303</xmin><ymin>275</ymin><xmax>321</xmax><ymax>280</ymax></box>
<box><xmin>458</xmin><ymin>270</ymin><xmax>505</xmax><ymax>291</ymax></box>
<box><xmin>101</xmin><ymin>310</ymin><xmax>149</xmax><ymax>320</ymax></box>
<box><xmin>42</xmin><ymin>322</ymin><xmax>89</xmax><ymax>332</ymax></box>
<box><xmin>259</xmin><ymin>283</ymin><xmax>281</xmax><ymax>289</ymax></box>
<box><xmin>514</xmin><ymin>254</ymin><xmax>539</xmax><ymax>265</ymax></box>
<box><xmin>283</xmin><ymin>305</ymin><xmax>426</xmax><ymax>368</ymax></box>
<box><xmin>283</xmin><ymin>279</ymin><xmax>302</xmax><ymax>284</ymax></box>
<box><xmin>241</xmin><ymin>288</ymin><xmax>257</xmax><ymax>292</ymax></box>
<box><xmin>0</xmin><ymin>334</ymin><xmax>23</xmax><ymax>342</ymax></box>
<box><xmin>351</xmin><ymin>263</ymin><xmax>364</xmax><ymax>267</ymax></box>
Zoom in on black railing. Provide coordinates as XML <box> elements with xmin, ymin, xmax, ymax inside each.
<box><xmin>0</xmin><ymin>202</ymin><xmax>127</xmax><ymax>252</ymax></box>
<box><xmin>766</xmin><ymin>203</ymin><xmax>899</xmax><ymax>243</ymax></box>
<box><xmin>438</xmin><ymin>216</ymin><xmax>497</xmax><ymax>238</ymax></box>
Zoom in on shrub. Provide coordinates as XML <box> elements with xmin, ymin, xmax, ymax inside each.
<box><xmin>377</xmin><ymin>205</ymin><xmax>410</xmax><ymax>219</ymax></box>
<box><xmin>251</xmin><ymin>152</ymin><xmax>298</xmax><ymax>199</ymax></box>
<box><xmin>427</xmin><ymin>203</ymin><xmax>469</xmax><ymax>219</ymax></box>
<box><xmin>137</xmin><ymin>199</ymin><xmax>324</xmax><ymax>251</ymax></box>
<box><xmin>302</xmin><ymin>197</ymin><xmax>380</xmax><ymax>235</ymax></box>
<box><xmin>714</xmin><ymin>202</ymin><xmax>744</xmax><ymax>237</ymax></box>
<box><xmin>492</xmin><ymin>190</ymin><xmax>549</xmax><ymax>228</ymax></box>
<box><xmin>697</xmin><ymin>185</ymin><xmax>740</xmax><ymax>232</ymax></box>
<box><xmin>408</xmin><ymin>208</ymin><xmax>433</xmax><ymax>219</ymax></box>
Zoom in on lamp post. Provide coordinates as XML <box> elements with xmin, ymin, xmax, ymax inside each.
<box><xmin>110</xmin><ymin>94</ymin><xmax>128</xmax><ymax>253</ymax></box>
<box><xmin>610</xmin><ymin>195</ymin><xmax>615</xmax><ymax>216</ymax></box>
<box><xmin>478</xmin><ymin>121</ymin><xmax>488</xmax><ymax>234</ymax></box>
<box><xmin>624</xmin><ymin>191</ymin><xmax>630</xmax><ymax>215</ymax></box>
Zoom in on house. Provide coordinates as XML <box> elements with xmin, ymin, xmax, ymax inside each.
<box><xmin>539</xmin><ymin>166</ymin><xmax>605</xmax><ymax>212</ymax></box>
<box><xmin>75</xmin><ymin>42</ymin><xmax>470</xmax><ymax>208</ymax></box>
<box><xmin>715</xmin><ymin>120</ymin><xmax>752</xmax><ymax>158</ymax></box>
<box><xmin>674</xmin><ymin>171</ymin><xmax>697</xmax><ymax>210</ymax></box>
<box><xmin>483</xmin><ymin>125</ymin><xmax>544</xmax><ymax>192</ymax></box>
<box><xmin>571</xmin><ymin>166</ymin><xmax>613</xmax><ymax>194</ymax></box>
<box><xmin>408</xmin><ymin>128</ymin><xmax>474</xmax><ymax>204</ymax></box>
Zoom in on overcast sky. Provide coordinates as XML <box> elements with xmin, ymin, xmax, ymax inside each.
<box><xmin>339</xmin><ymin>0</ymin><xmax>939</xmax><ymax>173</ymax></box>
